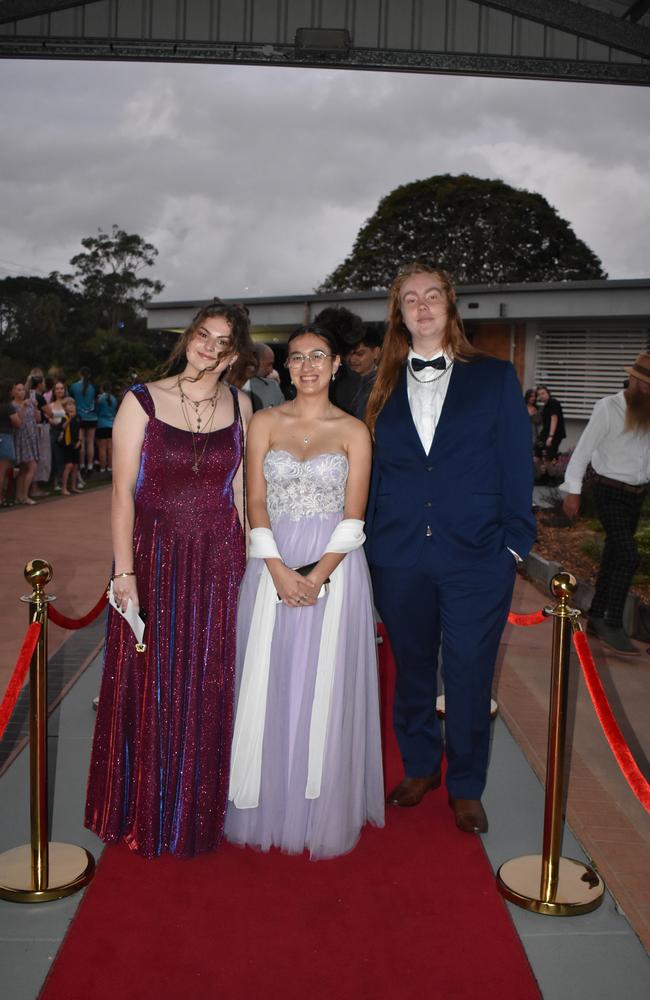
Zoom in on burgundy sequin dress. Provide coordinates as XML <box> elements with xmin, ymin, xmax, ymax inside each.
<box><xmin>85</xmin><ymin>383</ymin><xmax>246</xmax><ymax>858</ymax></box>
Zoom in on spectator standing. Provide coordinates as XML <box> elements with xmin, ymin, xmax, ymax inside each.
<box><xmin>535</xmin><ymin>385</ymin><xmax>565</xmax><ymax>463</ymax></box>
<box><xmin>69</xmin><ymin>367</ymin><xmax>98</xmax><ymax>474</ymax></box>
<box><xmin>245</xmin><ymin>343</ymin><xmax>285</xmax><ymax>411</ymax></box>
<box><xmin>0</xmin><ymin>378</ymin><xmax>22</xmax><ymax>507</ymax></box>
<box><xmin>96</xmin><ymin>382</ymin><xmax>118</xmax><ymax>472</ymax></box>
<box><xmin>59</xmin><ymin>397</ymin><xmax>82</xmax><ymax>495</ymax></box>
<box><xmin>45</xmin><ymin>380</ymin><xmax>68</xmax><ymax>490</ymax></box>
<box><xmin>11</xmin><ymin>382</ymin><xmax>41</xmax><ymax>505</ymax></box>
<box><xmin>561</xmin><ymin>355</ymin><xmax>650</xmax><ymax>655</ymax></box>
<box><xmin>524</xmin><ymin>388</ymin><xmax>541</xmax><ymax>445</ymax></box>
<box><xmin>26</xmin><ymin>372</ymin><xmax>51</xmax><ymax>497</ymax></box>
<box><xmin>345</xmin><ymin>327</ymin><xmax>383</xmax><ymax>419</ymax></box>
<box><xmin>314</xmin><ymin>305</ymin><xmax>365</xmax><ymax>415</ymax></box>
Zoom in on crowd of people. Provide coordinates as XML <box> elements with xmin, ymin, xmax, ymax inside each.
<box><xmin>0</xmin><ymin>367</ymin><xmax>118</xmax><ymax>506</ymax></box>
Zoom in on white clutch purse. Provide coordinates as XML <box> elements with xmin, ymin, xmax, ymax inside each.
<box><xmin>108</xmin><ymin>581</ymin><xmax>147</xmax><ymax>652</ymax></box>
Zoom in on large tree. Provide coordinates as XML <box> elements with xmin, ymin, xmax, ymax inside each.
<box><xmin>320</xmin><ymin>174</ymin><xmax>606</xmax><ymax>291</ymax></box>
<box><xmin>0</xmin><ymin>224</ymin><xmax>168</xmax><ymax>381</ymax></box>
<box><xmin>57</xmin><ymin>224</ymin><xmax>164</xmax><ymax>334</ymax></box>
<box><xmin>0</xmin><ymin>274</ymin><xmax>77</xmax><ymax>376</ymax></box>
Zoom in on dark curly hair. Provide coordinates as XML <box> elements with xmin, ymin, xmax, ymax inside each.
<box><xmin>312</xmin><ymin>306</ymin><xmax>364</xmax><ymax>352</ymax></box>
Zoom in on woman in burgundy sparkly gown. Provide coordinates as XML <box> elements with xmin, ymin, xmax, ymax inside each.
<box><xmin>85</xmin><ymin>300</ymin><xmax>253</xmax><ymax>858</ymax></box>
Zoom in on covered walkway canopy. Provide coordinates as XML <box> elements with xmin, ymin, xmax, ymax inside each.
<box><xmin>1</xmin><ymin>1</ymin><xmax>649</xmax><ymax>85</ymax></box>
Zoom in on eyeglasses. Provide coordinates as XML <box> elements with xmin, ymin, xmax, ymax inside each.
<box><xmin>285</xmin><ymin>350</ymin><xmax>334</xmax><ymax>369</ymax></box>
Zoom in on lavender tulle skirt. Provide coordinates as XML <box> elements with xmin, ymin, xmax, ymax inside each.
<box><xmin>225</xmin><ymin>511</ymin><xmax>385</xmax><ymax>859</ymax></box>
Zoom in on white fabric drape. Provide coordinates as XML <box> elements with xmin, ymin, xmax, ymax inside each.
<box><xmin>229</xmin><ymin>519</ymin><xmax>365</xmax><ymax>809</ymax></box>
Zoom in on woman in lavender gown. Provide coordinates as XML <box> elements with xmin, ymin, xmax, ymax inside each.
<box><xmin>85</xmin><ymin>300</ymin><xmax>253</xmax><ymax>859</ymax></box>
<box><xmin>226</xmin><ymin>326</ymin><xmax>384</xmax><ymax>859</ymax></box>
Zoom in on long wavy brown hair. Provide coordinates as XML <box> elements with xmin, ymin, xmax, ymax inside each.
<box><xmin>162</xmin><ymin>298</ymin><xmax>255</xmax><ymax>383</ymax></box>
<box><xmin>365</xmin><ymin>262</ymin><xmax>479</xmax><ymax>435</ymax></box>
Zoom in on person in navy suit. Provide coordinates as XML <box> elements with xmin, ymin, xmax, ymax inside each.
<box><xmin>365</xmin><ymin>262</ymin><xmax>535</xmax><ymax>833</ymax></box>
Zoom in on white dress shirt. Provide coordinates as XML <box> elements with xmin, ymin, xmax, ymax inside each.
<box><xmin>406</xmin><ymin>348</ymin><xmax>453</xmax><ymax>454</ymax></box>
<box><xmin>561</xmin><ymin>391</ymin><xmax>650</xmax><ymax>494</ymax></box>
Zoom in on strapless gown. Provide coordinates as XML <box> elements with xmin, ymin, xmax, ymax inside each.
<box><xmin>225</xmin><ymin>449</ymin><xmax>385</xmax><ymax>859</ymax></box>
<box><xmin>85</xmin><ymin>383</ymin><xmax>246</xmax><ymax>858</ymax></box>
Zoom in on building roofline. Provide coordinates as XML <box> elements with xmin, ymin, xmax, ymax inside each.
<box><xmin>148</xmin><ymin>277</ymin><xmax>650</xmax><ymax>311</ymax></box>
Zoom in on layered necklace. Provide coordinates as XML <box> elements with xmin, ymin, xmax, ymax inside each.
<box><xmin>178</xmin><ymin>376</ymin><xmax>221</xmax><ymax>474</ymax></box>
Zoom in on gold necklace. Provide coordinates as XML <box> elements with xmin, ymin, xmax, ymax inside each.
<box><xmin>178</xmin><ymin>377</ymin><xmax>221</xmax><ymax>474</ymax></box>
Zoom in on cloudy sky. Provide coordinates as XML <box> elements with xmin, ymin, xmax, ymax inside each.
<box><xmin>1</xmin><ymin>57</ymin><xmax>649</xmax><ymax>302</ymax></box>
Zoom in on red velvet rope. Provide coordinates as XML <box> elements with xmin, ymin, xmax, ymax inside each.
<box><xmin>573</xmin><ymin>630</ymin><xmax>650</xmax><ymax>812</ymax></box>
<box><xmin>47</xmin><ymin>591</ymin><xmax>108</xmax><ymax>630</ymax></box>
<box><xmin>0</xmin><ymin>622</ymin><xmax>41</xmax><ymax>741</ymax></box>
<box><xmin>507</xmin><ymin>609</ymin><xmax>548</xmax><ymax>627</ymax></box>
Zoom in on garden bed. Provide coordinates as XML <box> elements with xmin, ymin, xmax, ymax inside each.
<box><xmin>533</xmin><ymin>508</ymin><xmax>650</xmax><ymax>605</ymax></box>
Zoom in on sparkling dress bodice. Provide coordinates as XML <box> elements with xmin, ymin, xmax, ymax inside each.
<box><xmin>263</xmin><ymin>449</ymin><xmax>348</xmax><ymax>522</ymax></box>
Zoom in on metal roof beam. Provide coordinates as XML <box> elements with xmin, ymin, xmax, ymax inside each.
<box><xmin>0</xmin><ymin>1</ymin><xmax>89</xmax><ymax>24</ymax></box>
<box><xmin>2</xmin><ymin>35</ymin><xmax>648</xmax><ymax>85</ymax></box>
<box><xmin>483</xmin><ymin>0</ymin><xmax>650</xmax><ymax>57</ymax></box>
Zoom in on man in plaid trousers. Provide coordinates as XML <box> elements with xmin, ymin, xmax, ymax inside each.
<box><xmin>561</xmin><ymin>353</ymin><xmax>650</xmax><ymax>654</ymax></box>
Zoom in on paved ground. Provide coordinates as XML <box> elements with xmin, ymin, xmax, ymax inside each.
<box><xmin>0</xmin><ymin>486</ymin><xmax>648</xmax><ymax>965</ymax></box>
<box><xmin>0</xmin><ymin>487</ymin><xmax>113</xmax><ymax>699</ymax></box>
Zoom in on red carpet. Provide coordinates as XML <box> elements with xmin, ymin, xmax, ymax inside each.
<box><xmin>40</xmin><ymin>634</ymin><xmax>540</xmax><ymax>1000</ymax></box>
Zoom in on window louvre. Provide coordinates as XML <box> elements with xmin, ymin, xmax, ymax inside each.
<box><xmin>535</xmin><ymin>328</ymin><xmax>650</xmax><ymax>418</ymax></box>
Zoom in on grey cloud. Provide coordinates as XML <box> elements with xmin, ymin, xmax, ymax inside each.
<box><xmin>0</xmin><ymin>59</ymin><xmax>648</xmax><ymax>298</ymax></box>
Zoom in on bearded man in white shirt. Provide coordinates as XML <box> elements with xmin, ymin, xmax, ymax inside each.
<box><xmin>562</xmin><ymin>354</ymin><xmax>650</xmax><ymax>655</ymax></box>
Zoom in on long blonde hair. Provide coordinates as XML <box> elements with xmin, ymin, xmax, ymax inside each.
<box><xmin>365</xmin><ymin>262</ymin><xmax>478</xmax><ymax>434</ymax></box>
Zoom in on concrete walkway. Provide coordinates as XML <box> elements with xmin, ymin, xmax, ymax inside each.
<box><xmin>0</xmin><ymin>487</ymin><xmax>113</xmax><ymax>699</ymax></box>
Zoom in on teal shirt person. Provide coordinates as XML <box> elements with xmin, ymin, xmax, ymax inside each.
<box><xmin>96</xmin><ymin>392</ymin><xmax>117</xmax><ymax>430</ymax></box>
<box><xmin>69</xmin><ymin>374</ymin><xmax>97</xmax><ymax>423</ymax></box>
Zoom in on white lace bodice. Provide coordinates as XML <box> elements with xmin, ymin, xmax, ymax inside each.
<box><xmin>263</xmin><ymin>449</ymin><xmax>348</xmax><ymax>521</ymax></box>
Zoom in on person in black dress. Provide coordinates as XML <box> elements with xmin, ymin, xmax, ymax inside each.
<box><xmin>535</xmin><ymin>385</ymin><xmax>565</xmax><ymax>462</ymax></box>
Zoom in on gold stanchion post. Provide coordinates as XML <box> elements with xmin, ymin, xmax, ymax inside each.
<box><xmin>496</xmin><ymin>572</ymin><xmax>605</xmax><ymax>916</ymax></box>
<box><xmin>0</xmin><ymin>559</ymin><xmax>95</xmax><ymax>903</ymax></box>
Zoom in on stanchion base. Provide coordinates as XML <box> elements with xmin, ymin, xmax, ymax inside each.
<box><xmin>0</xmin><ymin>842</ymin><xmax>95</xmax><ymax>903</ymax></box>
<box><xmin>496</xmin><ymin>855</ymin><xmax>604</xmax><ymax>916</ymax></box>
<box><xmin>436</xmin><ymin>694</ymin><xmax>498</xmax><ymax>719</ymax></box>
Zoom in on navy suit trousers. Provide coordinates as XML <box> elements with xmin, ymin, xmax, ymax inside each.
<box><xmin>372</xmin><ymin>544</ymin><xmax>516</xmax><ymax>800</ymax></box>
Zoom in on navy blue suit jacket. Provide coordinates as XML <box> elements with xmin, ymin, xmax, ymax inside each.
<box><xmin>365</xmin><ymin>357</ymin><xmax>536</xmax><ymax>570</ymax></box>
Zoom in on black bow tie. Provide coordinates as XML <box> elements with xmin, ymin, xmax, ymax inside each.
<box><xmin>410</xmin><ymin>356</ymin><xmax>446</xmax><ymax>372</ymax></box>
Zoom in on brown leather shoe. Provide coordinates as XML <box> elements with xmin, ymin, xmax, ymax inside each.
<box><xmin>386</xmin><ymin>772</ymin><xmax>441</xmax><ymax>807</ymax></box>
<box><xmin>448</xmin><ymin>797</ymin><xmax>488</xmax><ymax>833</ymax></box>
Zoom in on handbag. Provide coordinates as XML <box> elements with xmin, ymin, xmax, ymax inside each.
<box><xmin>276</xmin><ymin>562</ymin><xmax>330</xmax><ymax>603</ymax></box>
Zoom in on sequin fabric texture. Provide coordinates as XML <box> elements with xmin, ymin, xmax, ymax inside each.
<box><xmin>85</xmin><ymin>383</ymin><xmax>246</xmax><ymax>858</ymax></box>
